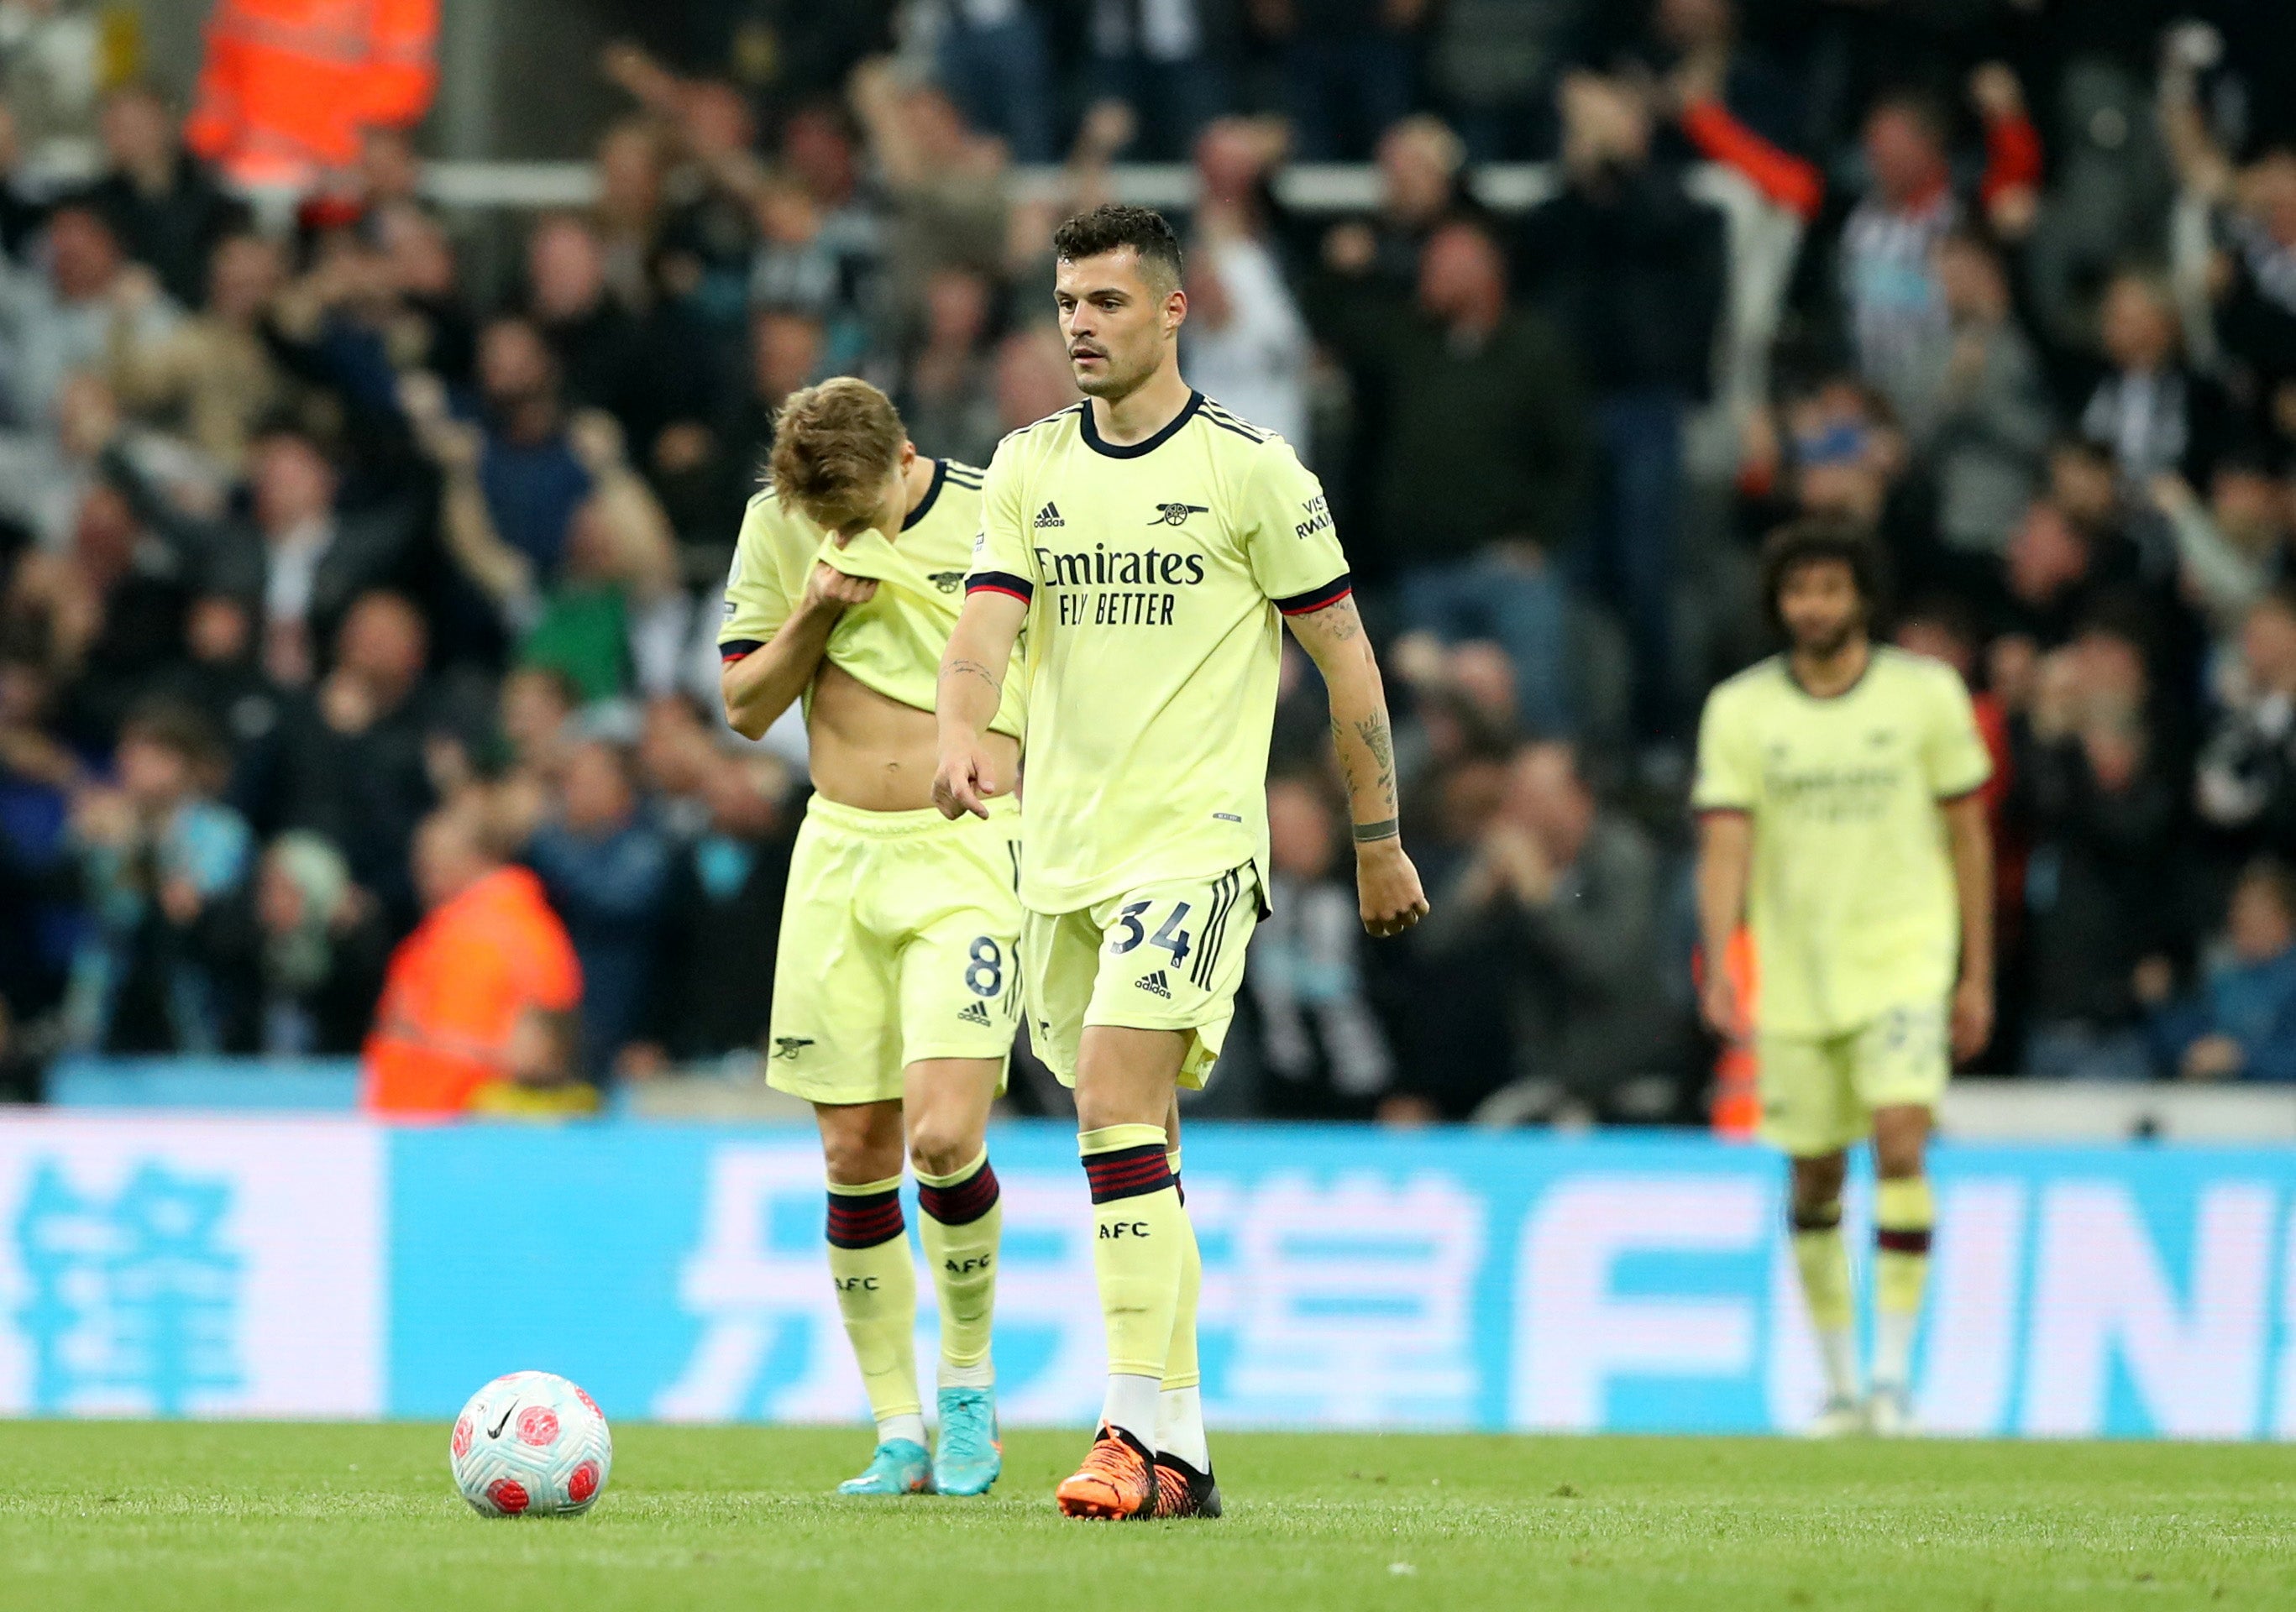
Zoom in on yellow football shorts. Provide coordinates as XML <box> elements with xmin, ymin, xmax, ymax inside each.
<box><xmin>1756</xmin><ymin>1002</ymin><xmax>1950</xmax><ymax>1157</ymax></box>
<box><xmin>1021</xmin><ymin>863</ymin><xmax>1261</xmax><ymax>1091</ymax></box>
<box><xmin>765</xmin><ymin>795</ymin><xmax>1023</xmax><ymax>1105</ymax></box>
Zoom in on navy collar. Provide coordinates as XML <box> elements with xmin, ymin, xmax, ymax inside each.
<box><xmin>1080</xmin><ymin>390</ymin><xmax>1203</xmax><ymax>459</ymax></box>
<box><xmin>901</xmin><ymin>458</ymin><xmax>947</xmax><ymax>531</ymax></box>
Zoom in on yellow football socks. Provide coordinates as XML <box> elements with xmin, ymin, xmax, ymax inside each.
<box><xmin>1791</xmin><ymin>1199</ymin><xmax>1858</xmax><ymax>1403</ymax></box>
<box><xmin>1873</xmin><ymin>1175</ymin><xmax>1936</xmax><ymax>1391</ymax></box>
<box><xmin>825</xmin><ymin>1174</ymin><xmax>922</xmax><ymax>1442</ymax></box>
<box><xmin>1081</xmin><ymin>1123</ymin><xmax>1187</xmax><ymax>1441</ymax></box>
<box><xmin>915</xmin><ymin>1148</ymin><xmax>1002</xmax><ymax>1389</ymax></box>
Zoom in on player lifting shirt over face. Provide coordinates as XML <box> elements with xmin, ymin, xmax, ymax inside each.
<box><xmin>720</xmin><ymin>379</ymin><xmax>1023</xmax><ymax>1500</ymax></box>
<box><xmin>934</xmin><ymin>204</ymin><xmax>1428</xmax><ymax>1520</ymax></box>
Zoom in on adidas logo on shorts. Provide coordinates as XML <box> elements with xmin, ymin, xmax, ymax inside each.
<box><xmin>1135</xmin><ymin>971</ymin><xmax>1172</xmax><ymax>999</ymax></box>
<box><xmin>1034</xmin><ymin>501</ymin><xmax>1064</xmax><ymax>529</ymax></box>
<box><xmin>957</xmin><ymin>1000</ymin><xmax>993</xmax><ymax>1026</ymax></box>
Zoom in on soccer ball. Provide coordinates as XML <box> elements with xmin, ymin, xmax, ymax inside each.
<box><xmin>449</xmin><ymin>1370</ymin><xmax>613</xmax><ymax>1518</ymax></box>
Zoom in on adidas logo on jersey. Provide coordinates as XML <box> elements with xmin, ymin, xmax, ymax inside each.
<box><xmin>1135</xmin><ymin>971</ymin><xmax>1172</xmax><ymax>999</ymax></box>
<box><xmin>957</xmin><ymin>1000</ymin><xmax>993</xmax><ymax>1026</ymax></box>
<box><xmin>1034</xmin><ymin>501</ymin><xmax>1065</xmax><ymax>529</ymax></box>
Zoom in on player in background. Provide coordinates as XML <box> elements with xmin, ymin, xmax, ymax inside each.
<box><xmin>934</xmin><ymin>204</ymin><xmax>1428</xmax><ymax>1519</ymax></box>
<box><xmin>721</xmin><ymin>379</ymin><xmax>1025</xmax><ymax>1497</ymax></box>
<box><xmin>1692</xmin><ymin>521</ymin><xmax>1995</xmax><ymax>1437</ymax></box>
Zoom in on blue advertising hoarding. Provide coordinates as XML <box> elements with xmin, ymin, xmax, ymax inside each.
<box><xmin>2</xmin><ymin>1113</ymin><xmax>2290</xmax><ymax>1437</ymax></box>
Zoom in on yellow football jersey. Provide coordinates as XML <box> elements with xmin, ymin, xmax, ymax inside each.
<box><xmin>1691</xmin><ymin>646</ymin><xmax>1991</xmax><ymax>1039</ymax></box>
<box><xmin>967</xmin><ymin>392</ymin><xmax>1350</xmax><ymax>914</ymax></box>
<box><xmin>720</xmin><ymin>458</ymin><xmax>1025</xmax><ymax>739</ymax></box>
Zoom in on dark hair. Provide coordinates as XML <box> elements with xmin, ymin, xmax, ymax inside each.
<box><xmin>1865</xmin><ymin>87</ymin><xmax>1949</xmax><ymax>146</ymax></box>
<box><xmin>1052</xmin><ymin>204</ymin><xmax>1184</xmax><ymax>292</ymax></box>
<box><xmin>1759</xmin><ymin>519</ymin><xmax>1889</xmax><ymax>638</ymax></box>
<box><xmin>118</xmin><ymin>697</ymin><xmax>230</xmax><ymax>779</ymax></box>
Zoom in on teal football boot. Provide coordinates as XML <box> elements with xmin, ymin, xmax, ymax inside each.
<box><xmin>838</xmin><ymin>1438</ymin><xmax>936</xmax><ymax>1495</ymax></box>
<box><xmin>932</xmin><ymin>1386</ymin><xmax>1003</xmax><ymax>1496</ymax></box>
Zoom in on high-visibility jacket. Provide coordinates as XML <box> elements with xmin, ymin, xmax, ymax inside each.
<box><xmin>361</xmin><ymin>866</ymin><xmax>582</xmax><ymax>1117</ymax></box>
<box><xmin>186</xmin><ymin>0</ymin><xmax>438</xmax><ymax>190</ymax></box>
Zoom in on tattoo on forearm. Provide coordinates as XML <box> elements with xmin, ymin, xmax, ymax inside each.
<box><xmin>1354</xmin><ymin>714</ymin><xmax>1397</xmax><ymax>807</ymax></box>
<box><xmin>1352</xmin><ymin>817</ymin><xmax>1400</xmax><ymax>844</ymax></box>
<box><xmin>941</xmin><ymin>657</ymin><xmax>1002</xmax><ymax>696</ymax></box>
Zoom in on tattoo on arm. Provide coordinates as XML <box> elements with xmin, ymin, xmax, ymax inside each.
<box><xmin>941</xmin><ymin>657</ymin><xmax>1002</xmax><ymax>696</ymax></box>
<box><xmin>1352</xmin><ymin>817</ymin><xmax>1400</xmax><ymax>844</ymax></box>
<box><xmin>1300</xmin><ymin>594</ymin><xmax>1363</xmax><ymax>642</ymax></box>
<box><xmin>1354</xmin><ymin>713</ymin><xmax>1397</xmax><ymax>808</ymax></box>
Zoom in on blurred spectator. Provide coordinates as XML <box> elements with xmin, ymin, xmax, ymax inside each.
<box><xmin>924</xmin><ymin>0</ymin><xmax>1056</xmax><ymax>165</ymax></box>
<box><xmin>725</xmin><ymin>306</ymin><xmax>824</xmax><ymax>470</ymax></box>
<box><xmin>2143</xmin><ymin>856</ymin><xmax>2296</xmax><ymax>1082</ymax></box>
<box><xmin>591</xmin><ymin>118</ymin><xmax>667</xmax><ymax>313</ymax></box>
<box><xmin>266</xmin><ymin>590</ymin><xmax>443</xmax><ymax>927</ymax></box>
<box><xmin>149</xmin><ymin>590</ymin><xmax>283</xmax><ymax>803</ymax></box>
<box><xmin>1926</xmin><ymin>229</ymin><xmax>2052</xmax><ymax>564</ymax></box>
<box><xmin>899</xmin><ymin>266</ymin><xmax>1001</xmax><ymax>468</ymax></box>
<box><xmin>0</xmin><ymin>202</ymin><xmax>176</xmax><ymax>428</ymax></box>
<box><xmin>626</xmin><ymin>750</ymin><xmax>794</xmax><ymax>1074</ymax></box>
<box><xmin>60</xmin><ymin>699</ymin><xmax>251</xmax><ymax>1054</ymax></box>
<box><xmin>1314</xmin><ymin>218</ymin><xmax>1588</xmax><ymax>729</ymax></box>
<box><xmin>527</xmin><ymin>212</ymin><xmax>704</xmax><ymax>458</ymax></box>
<box><xmin>87</xmin><ymin>83</ymin><xmax>247</xmax><ymax>313</ymax></box>
<box><xmin>2195</xmin><ymin>584</ymin><xmax>2296</xmax><ymax>861</ymax></box>
<box><xmin>1257</xmin><ymin>0</ymin><xmax>1423</xmax><ymax>162</ymax></box>
<box><xmin>186</xmin><ymin>0</ymin><xmax>438</xmax><ymax>191</ymax></box>
<box><xmin>2149</xmin><ymin>459</ymin><xmax>2290</xmax><ymax>644</ymax></box>
<box><xmin>1084</xmin><ymin>1</ymin><xmax>1227</xmax><ymax>163</ymax></box>
<box><xmin>107</xmin><ymin>231</ymin><xmax>291</xmax><ymax>475</ymax></box>
<box><xmin>362</xmin><ymin>798</ymin><xmax>585</xmax><ymax>1115</ymax></box>
<box><xmin>2018</xmin><ymin>624</ymin><xmax>2190</xmax><ymax>1079</ymax></box>
<box><xmin>0</xmin><ymin>0</ymin><xmax>103</xmax><ymax>191</ymax></box>
<box><xmin>2081</xmin><ymin>270</ymin><xmax>2233</xmax><ymax>494</ymax></box>
<box><xmin>204</xmin><ymin>426</ymin><xmax>410</xmax><ymax>688</ymax></box>
<box><xmin>1651</xmin><ymin>0</ymin><xmax>1821</xmax><ymax>221</ymax></box>
<box><xmin>1240</xmin><ymin>774</ymin><xmax>1395</xmax><ymax>1117</ymax></box>
<box><xmin>848</xmin><ymin>59</ymin><xmax>1010</xmax><ymax>330</ymax></box>
<box><xmin>7</xmin><ymin>480</ymin><xmax>189</xmax><ymax>749</ymax></box>
<box><xmin>214</xmin><ymin>829</ymin><xmax>389</xmax><ymax>1056</ymax></box>
<box><xmin>1519</xmin><ymin>72</ymin><xmax>1725</xmax><ymax>736</ymax></box>
<box><xmin>1427</xmin><ymin>0</ymin><xmax>1581</xmax><ymax>162</ymax></box>
<box><xmin>1413</xmin><ymin>741</ymin><xmax>1675</xmax><ymax>1119</ymax></box>
<box><xmin>1321</xmin><ymin>115</ymin><xmax>1474</xmax><ymax>296</ymax></box>
<box><xmin>1182</xmin><ymin>119</ymin><xmax>1309</xmax><ymax>447</ymax></box>
<box><xmin>524</xmin><ymin>735</ymin><xmax>669</xmax><ymax>1077</ymax></box>
<box><xmin>991</xmin><ymin>322</ymin><xmax>1081</xmax><ymax>434</ymax></box>
<box><xmin>469</xmin><ymin>317</ymin><xmax>592</xmax><ymax>583</ymax></box>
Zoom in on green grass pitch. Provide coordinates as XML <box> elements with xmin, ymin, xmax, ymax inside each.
<box><xmin>2</xmin><ymin>1422</ymin><xmax>2291</xmax><ymax>1611</ymax></box>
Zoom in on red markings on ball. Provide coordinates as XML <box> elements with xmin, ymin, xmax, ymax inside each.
<box><xmin>516</xmin><ymin>1405</ymin><xmax>560</xmax><ymax>1447</ymax></box>
<box><xmin>452</xmin><ymin>1416</ymin><xmax>473</xmax><ymax>1459</ymax></box>
<box><xmin>568</xmin><ymin>1461</ymin><xmax>600</xmax><ymax>1505</ymax></box>
<box><xmin>486</xmin><ymin>1479</ymin><xmax>530</xmax><ymax>1515</ymax></box>
<box><xmin>574</xmin><ymin>1386</ymin><xmax>601</xmax><ymax>1418</ymax></box>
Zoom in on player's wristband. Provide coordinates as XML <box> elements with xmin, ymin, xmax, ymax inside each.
<box><xmin>1352</xmin><ymin>817</ymin><xmax>1400</xmax><ymax>845</ymax></box>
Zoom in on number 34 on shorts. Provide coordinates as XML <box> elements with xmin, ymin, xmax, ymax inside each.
<box><xmin>1020</xmin><ymin>865</ymin><xmax>1261</xmax><ymax>1088</ymax></box>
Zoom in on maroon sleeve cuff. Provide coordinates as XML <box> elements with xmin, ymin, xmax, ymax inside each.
<box><xmin>720</xmin><ymin>639</ymin><xmax>764</xmax><ymax>662</ymax></box>
<box><xmin>967</xmin><ymin>572</ymin><xmax>1034</xmax><ymax>604</ymax></box>
<box><xmin>1274</xmin><ymin>573</ymin><xmax>1353</xmax><ymax>616</ymax></box>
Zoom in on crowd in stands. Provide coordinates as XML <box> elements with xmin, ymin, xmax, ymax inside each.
<box><xmin>12</xmin><ymin>1</ymin><xmax>2296</xmax><ymax>1120</ymax></box>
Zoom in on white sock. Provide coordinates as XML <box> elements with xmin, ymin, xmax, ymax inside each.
<box><xmin>1872</xmin><ymin>1310</ymin><xmax>1919</xmax><ymax>1393</ymax></box>
<box><xmin>1155</xmin><ymin>1384</ymin><xmax>1209</xmax><ymax>1473</ymax></box>
<box><xmin>1816</xmin><ymin>1327</ymin><xmax>1861</xmax><ymax>1404</ymax></box>
<box><xmin>1099</xmin><ymin>1372</ymin><xmax>1161</xmax><ymax>1447</ymax></box>
<box><xmin>877</xmin><ymin>1411</ymin><xmax>928</xmax><ymax>1448</ymax></box>
<box><xmin>938</xmin><ymin>1358</ymin><xmax>995</xmax><ymax>1391</ymax></box>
